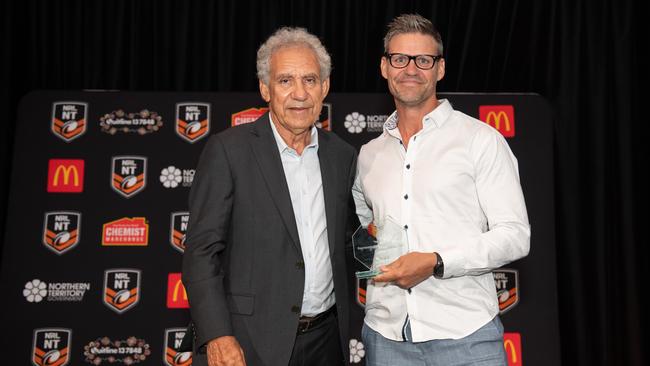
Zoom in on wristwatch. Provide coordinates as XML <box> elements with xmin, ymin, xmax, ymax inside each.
<box><xmin>433</xmin><ymin>252</ymin><xmax>444</xmax><ymax>278</ymax></box>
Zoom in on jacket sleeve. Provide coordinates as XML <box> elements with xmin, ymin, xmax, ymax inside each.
<box><xmin>182</xmin><ymin>134</ymin><xmax>234</xmax><ymax>352</ymax></box>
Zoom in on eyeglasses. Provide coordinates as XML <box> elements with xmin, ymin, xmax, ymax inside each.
<box><xmin>384</xmin><ymin>53</ymin><xmax>443</xmax><ymax>70</ymax></box>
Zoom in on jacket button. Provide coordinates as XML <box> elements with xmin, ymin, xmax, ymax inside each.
<box><xmin>291</xmin><ymin>305</ymin><xmax>301</xmax><ymax>313</ymax></box>
<box><xmin>296</xmin><ymin>260</ymin><xmax>304</xmax><ymax>269</ymax></box>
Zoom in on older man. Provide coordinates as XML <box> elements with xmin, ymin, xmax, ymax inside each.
<box><xmin>182</xmin><ymin>27</ymin><xmax>356</xmax><ymax>366</ymax></box>
<box><xmin>352</xmin><ymin>14</ymin><xmax>530</xmax><ymax>365</ymax></box>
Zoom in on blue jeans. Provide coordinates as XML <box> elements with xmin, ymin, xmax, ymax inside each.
<box><xmin>362</xmin><ymin>317</ymin><xmax>507</xmax><ymax>366</ymax></box>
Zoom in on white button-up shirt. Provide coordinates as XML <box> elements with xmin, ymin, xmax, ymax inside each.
<box><xmin>352</xmin><ymin>99</ymin><xmax>530</xmax><ymax>341</ymax></box>
<box><xmin>269</xmin><ymin>117</ymin><xmax>335</xmax><ymax>317</ymax></box>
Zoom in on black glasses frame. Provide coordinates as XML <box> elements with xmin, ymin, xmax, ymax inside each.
<box><xmin>384</xmin><ymin>53</ymin><xmax>443</xmax><ymax>70</ymax></box>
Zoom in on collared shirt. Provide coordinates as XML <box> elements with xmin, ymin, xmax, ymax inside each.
<box><xmin>352</xmin><ymin>99</ymin><xmax>530</xmax><ymax>341</ymax></box>
<box><xmin>269</xmin><ymin>116</ymin><xmax>335</xmax><ymax>317</ymax></box>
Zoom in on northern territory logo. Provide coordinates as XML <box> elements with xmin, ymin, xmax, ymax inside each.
<box><xmin>43</xmin><ymin>211</ymin><xmax>81</xmax><ymax>254</ymax></box>
<box><xmin>52</xmin><ymin>102</ymin><xmax>87</xmax><ymax>142</ymax></box>
<box><xmin>32</xmin><ymin>328</ymin><xmax>71</xmax><ymax>366</ymax></box>
<box><xmin>494</xmin><ymin>269</ymin><xmax>519</xmax><ymax>314</ymax></box>
<box><xmin>164</xmin><ymin>328</ymin><xmax>193</xmax><ymax>366</ymax></box>
<box><xmin>112</xmin><ymin>156</ymin><xmax>147</xmax><ymax>198</ymax></box>
<box><xmin>176</xmin><ymin>102</ymin><xmax>210</xmax><ymax>143</ymax></box>
<box><xmin>103</xmin><ymin>269</ymin><xmax>141</xmax><ymax>314</ymax></box>
<box><xmin>170</xmin><ymin>212</ymin><xmax>189</xmax><ymax>252</ymax></box>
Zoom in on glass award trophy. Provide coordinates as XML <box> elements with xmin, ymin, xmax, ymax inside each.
<box><xmin>353</xmin><ymin>217</ymin><xmax>407</xmax><ymax>279</ymax></box>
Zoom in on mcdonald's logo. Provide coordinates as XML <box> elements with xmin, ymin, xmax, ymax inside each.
<box><xmin>503</xmin><ymin>332</ymin><xmax>522</xmax><ymax>366</ymax></box>
<box><xmin>167</xmin><ymin>273</ymin><xmax>189</xmax><ymax>308</ymax></box>
<box><xmin>479</xmin><ymin>105</ymin><xmax>515</xmax><ymax>137</ymax></box>
<box><xmin>47</xmin><ymin>159</ymin><xmax>84</xmax><ymax>193</ymax></box>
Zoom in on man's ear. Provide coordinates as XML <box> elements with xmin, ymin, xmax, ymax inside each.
<box><xmin>380</xmin><ymin>56</ymin><xmax>389</xmax><ymax>80</ymax></box>
<box><xmin>321</xmin><ymin>77</ymin><xmax>330</xmax><ymax>100</ymax></box>
<box><xmin>436</xmin><ymin>58</ymin><xmax>446</xmax><ymax>82</ymax></box>
<box><xmin>259</xmin><ymin>79</ymin><xmax>271</xmax><ymax>102</ymax></box>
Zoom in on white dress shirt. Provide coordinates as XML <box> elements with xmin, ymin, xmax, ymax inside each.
<box><xmin>269</xmin><ymin>117</ymin><xmax>335</xmax><ymax>317</ymax></box>
<box><xmin>352</xmin><ymin>99</ymin><xmax>530</xmax><ymax>341</ymax></box>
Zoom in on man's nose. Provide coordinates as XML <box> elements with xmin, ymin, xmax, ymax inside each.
<box><xmin>292</xmin><ymin>81</ymin><xmax>308</xmax><ymax>100</ymax></box>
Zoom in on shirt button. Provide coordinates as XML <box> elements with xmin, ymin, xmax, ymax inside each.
<box><xmin>404</xmin><ymin>224</ymin><xmax>409</xmax><ymax>230</ymax></box>
<box><xmin>291</xmin><ymin>305</ymin><xmax>301</xmax><ymax>313</ymax></box>
<box><xmin>404</xmin><ymin>194</ymin><xmax>409</xmax><ymax>200</ymax></box>
<box><xmin>406</xmin><ymin>164</ymin><xmax>410</xmax><ymax>169</ymax></box>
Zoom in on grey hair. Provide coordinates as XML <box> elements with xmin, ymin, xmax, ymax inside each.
<box><xmin>384</xmin><ymin>14</ymin><xmax>444</xmax><ymax>55</ymax></box>
<box><xmin>257</xmin><ymin>27</ymin><xmax>332</xmax><ymax>85</ymax></box>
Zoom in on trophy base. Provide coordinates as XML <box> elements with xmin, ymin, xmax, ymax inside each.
<box><xmin>355</xmin><ymin>269</ymin><xmax>380</xmax><ymax>279</ymax></box>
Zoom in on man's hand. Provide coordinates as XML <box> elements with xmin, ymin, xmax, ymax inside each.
<box><xmin>373</xmin><ymin>252</ymin><xmax>438</xmax><ymax>289</ymax></box>
<box><xmin>207</xmin><ymin>336</ymin><xmax>246</xmax><ymax>366</ymax></box>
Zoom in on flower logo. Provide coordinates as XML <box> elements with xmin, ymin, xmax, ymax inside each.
<box><xmin>349</xmin><ymin>338</ymin><xmax>366</xmax><ymax>363</ymax></box>
<box><xmin>24</xmin><ymin>279</ymin><xmax>47</xmax><ymax>302</ymax></box>
<box><xmin>160</xmin><ymin>166</ymin><xmax>182</xmax><ymax>188</ymax></box>
<box><xmin>345</xmin><ymin>112</ymin><xmax>366</xmax><ymax>134</ymax></box>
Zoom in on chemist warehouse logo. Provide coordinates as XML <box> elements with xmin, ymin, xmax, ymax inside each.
<box><xmin>164</xmin><ymin>328</ymin><xmax>193</xmax><ymax>366</ymax></box>
<box><xmin>32</xmin><ymin>328</ymin><xmax>71</xmax><ymax>366</ymax></box>
<box><xmin>103</xmin><ymin>269</ymin><xmax>141</xmax><ymax>314</ymax></box>
<box><xmin>479</xmin><ymin>105</ymin><xmax>515</xmax><ymax>137</ymax></box>
<box><xmin>112</xmin><ymin>156</ymin><xmax>147</xmax><ymax>198</ymax></box>
<box><xmin>43</xmin><ymin>212</ymin><xmax>81</xmax><ymax>254</ymax></box>
<box><xmin>493</xmin><ymin>269</ymin><xmax>519</xmax><ymax>314</ymax></box>
<box><xmin>102</xmin><ymin>217</ymin><xmax>149</xmax><ymax>246</ymax></box>
<box><xmin>51</xmin><ymin>102</ymin><xmax>87</xmax><ymax>142</ymax></box>
<box><xmin>176</xmin><ymin>102</ymin><xmax>210</xmax><ymax>143</ymax></box>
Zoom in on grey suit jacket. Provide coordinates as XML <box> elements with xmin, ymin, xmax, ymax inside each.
<box><xmin>182</xmin><ymin>114</ymin><xmax>356</xmax><ymax>366</ymax></box>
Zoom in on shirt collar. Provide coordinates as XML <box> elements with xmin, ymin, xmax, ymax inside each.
<box><xmin>383</xmin><ymin>99</ymin><xmax>454</xmax><ymax>133</ymax></box>
<box><xmin>269</xmin><ymin>114</ymin><xmax>319</xmax><ymax>154</ymax></box>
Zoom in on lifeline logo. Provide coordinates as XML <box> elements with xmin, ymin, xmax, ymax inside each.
<box><xmin>176</xmin><ymin>102</ymin><xmax>210</xmax><ymax>143</ymax></box>
<box><xmin>479</xmin><ymin>105</ymin><xmax>515</xmax><ymax>137</ymax></box>
<box><xmin>231</xmin><ymin>107</ymin><xmax>268</xmax><ymax>126</ymax></box>
<box><xmin>494</xmin><ymin>269</ymin><xmax>519</xmax><ymax>314</ymax></box>
<box><xmin>100</xmin><ymin>109</ymin><xmax>163</xmax><ymax>135</ymax></box>
<box><xmin>103</xmin><ymin>269</ymin><xmax>141</xmax><ymax>314</ymax></box>
<box><xmin>167</xmin><ymin>273</ymin><xmax>189</xmax><ymax>309</ymax></box>
<box><xmin>84</xmin><ymin>336</ymin><xmax>151</xmax><ymax>364</ymax></box>
<box><xmin>47</xmin><ymin>159</ymin><xmax>84</xmax><ymax>193</ymax></box>
<box><xmin>33</xmin><ymin>328</ymin><xmax>72</xmax><ymax>366</ymax></box>
<box><xmin>23</xmin><ymin>279</ymin><xmax>90</xmax><ymax>302</ymax></box>
<box><xmin>43</xmin><ymin>211</ymin><xmax>81</xmax><ymax>254</ymax></box>
<box><xmin>164</xmin><ymin>328</ymin><xmax>193</xmax><ymax>366</ymax></box>
<box><xmin>102</xmin><ymin>217</ymin><xmax>149</xmax><ymax>246</ymax></box>
<box><xmin>52</xmin><ymin>102</ymin><xmax>87</xmax><ymax>142</ymax></box>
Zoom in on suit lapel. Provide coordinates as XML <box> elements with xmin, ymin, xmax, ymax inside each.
<box><xmin>317</xmin><ymin>129</ymin><xmax>339</xmax><ymax>257</ymax></box>
<box><xmin>249</xmin><ymin>115</ymin><xmax>302</xmax><ymax>255</ymax></box>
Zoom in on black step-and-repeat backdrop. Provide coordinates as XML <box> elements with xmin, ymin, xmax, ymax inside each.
<box><xmin>1</xmin><ymin>91</ymin><xmax>559</xmax><ymax>366</ymax></box>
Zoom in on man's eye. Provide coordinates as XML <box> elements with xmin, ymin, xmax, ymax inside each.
<box><xmin>304</xmin><ymin>77</ymin><xmax>316</xmax><ymax>84</ymax></box>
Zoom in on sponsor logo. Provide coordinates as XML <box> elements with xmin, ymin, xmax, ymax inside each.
<box><xmin>52</xmin><ymin>102</ymin><xmax>87</xmax><ymax>142</ymax></box>
<box><xmin>102</xmin><ymin>217</ymin><xmax>149</xmax><ymax>246</ymax></box>
<box><xmin>315</xmin><ymin>103</ymin><xmax>332</xmax><ymax>131</ymax></box>
<box><xmin>167</xmin><ymin>273</ymin><xmax>189</xmax><ymax>309</ymax></box>
<box><xmin>170</xmin><ymin>212</ymin><xmax>189</xmax><ymax>253</ymax></box>
<box><xmin>47</xmin><ymin>159</ymin><xmax>84</xmax><ymax>193</ymax></box>
<box><xmin>349</xmin><ymin>339</ymin><xmax>365</xmax><ymax>364</ymax></box>
<box><xmin>344</xmin><ymin>112</ymin><xmax>387</xmax><ymax>134</ymax></box>
<box><xmin>112</xmin><ymin>156</ymin><xmax>147</xmax><ymax>198</ymax></box>
<box><xmin>24</xmin><ymin>279</ymin><xmax>90</xmax><ymax>302</ymax></box>
<box><xmin>503</xmin><ymin>332</ymin><xmax>522</xmax><ymax>366</ymax></box>
<box><xmin>103</xmin><ymin>269</ymin><xmax>141</xmax><ymax>313</ymax></box>
<box><xmin>231</xmin><ymin>107</ymin><xmax>268</xmax><ymax>126</ymax></box>
<box><xmin>479</xmin><ymin>105</ymin><xmax>515</xmax><ymax>137</ymax></box>
<box><xmin>176</xmin><ymin>103</ymin><xmax>210</xmax><ymax>143</ymax></box>
<box><xmin>100</xmin><ymin>109</ymin><xmax>163</xmax><ymax>135</ymax></box>
<box><xmin>356</xmin><ymin>278</ymin><xmax>367</xmax><ymax>308</ymax></box>
<box><xmin>84</xmin><ymin>336</ymin><xmax>151</xmax><ymax>364</ymax></box>
<box><xmin>494</xmin><ymin>269</ymin><xmax>519</xmax><ymax>314</ymax></box>
<box><xmin>32</xmin><ymin>328</ymin><xmax>71</xmax><ymax>366</ymax></box>
<box><xmin>164</xmin><ymin>328</ymin><xmax>193</xmax><ymax>366</ymax></box>
<box><xmin>43</xmin><ymin>211</ymin><xmax>81</xmax><ymax>254</ymax></box>
<box><xmin>160</xmin><ymin>166</ymin><xmax>195</xmax><ymax>188</ymax></box>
